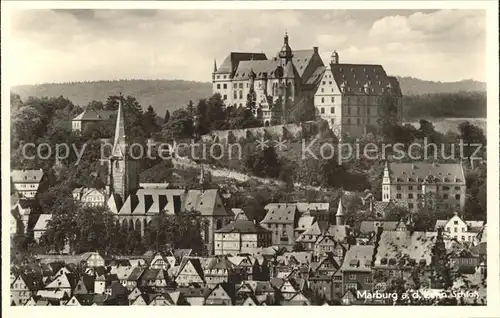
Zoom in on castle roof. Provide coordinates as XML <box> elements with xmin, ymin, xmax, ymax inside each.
<box><xmin>215</xmin><ymin>52</ymin><xmax>267</xmax><ymax>74</ymax></box>
<box><xmin>329</xmin><ymin>63</ymin><xmax>402</xmax><ymax>96</ymax></box>
<box><xmin>233</xmin><ymin>60</ymin><xmax>281</xmax><ymax>80</ymax></box>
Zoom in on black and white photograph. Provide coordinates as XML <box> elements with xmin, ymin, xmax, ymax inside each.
<box><xmin>2</xmin><ymin>1</ymin><xmax>498</xmax><ymax>312</ymax></box>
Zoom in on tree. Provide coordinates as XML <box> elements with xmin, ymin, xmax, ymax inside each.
<box><xmin>458</xmin><ymin>121</ymin><xmax>486</xmax><ymax>162</ymax></box>
<box><xmin>163</xmin><ymin>108</ymin><xmax>194</xmax><ymax>139</ymax></box>
<box><xmin>164</xmin><ymin>109</ymin><xmax>171</xmax><ymax>125</ymax></box>
<box><xmin>243</xmin><ymin>144</ymin><xmax>282</xmax><ymax>178</ymax></box>
<box><xmin>143</xmin><ymin>105</ymin><xmax>160</xmax><ymax>137</ymax></box>
<box><xmin>186</xmin><ymin>100</ymin><xmax>194</xmax><ymax>116</ymax></box>
<box><xmin>289</xmin><ymin>98</ymin><xmax>316</xmax><ymax>124</ymax></box>
<box><xmin>86</xmin><ymin>100</ymin><xmax>104</xmax><ymax>111</ymax></box>
<box><xmin>377</xmin><ymin>91</ymin><xmax>399</xmax><ymax>142</ymax></box>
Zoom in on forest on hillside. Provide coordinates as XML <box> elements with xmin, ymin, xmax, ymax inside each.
<box><xmin>12</xmin><ymin>78</ymin><xmax>487</xmax><ymax>120</ymax></box>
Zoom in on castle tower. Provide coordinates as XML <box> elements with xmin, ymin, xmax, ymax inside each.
<box><xmin>331</xmin><ymin>50</ymin><xmax>339</xmax><ymax>65</ymax></box>
<box><xmin>336</xmin><ymin>198</ymin><xmax>345</xmax><ymax>226</ymax></box>
<box><xmin>382</xmin><ymin>161</ymin><xmax>391</xmax><ymax>202</ymax></box>
<box><xmin>212</xmin><ymin>59</ymin><xmax>217</xmax><ymax>81</ymax></box>
<box><xmin>278</xmin><ymin>31</ymin><xmax>294</xmax><ymax>124</ymax></box>
<box><xmin>109</xmin><ymin>98</ymin><xmax>139</xmax><ymax>201</ymax></box>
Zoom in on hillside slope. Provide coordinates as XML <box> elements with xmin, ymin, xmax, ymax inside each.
<box><xmin>12</xmin><ymin>77</ymin><xmax>486</xmax><ymax>116</ymax></box>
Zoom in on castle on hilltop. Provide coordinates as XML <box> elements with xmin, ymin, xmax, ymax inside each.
<box><xmin>213</xmin><ymin>32</ymin><xmax>403</xmax><ymax>138</ymax></box>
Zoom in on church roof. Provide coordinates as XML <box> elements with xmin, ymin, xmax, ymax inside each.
<box><xmin>215</xmin><ymin>52</ymin><xmax>267</xmax><ymax>74</ymax></box>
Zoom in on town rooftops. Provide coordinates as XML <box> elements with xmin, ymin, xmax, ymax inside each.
<box><xmin>387</xmin><ymin>162</ymin><xmax>465</xmax><ymax>184</ymax></box>
<box><xmin>359</xmin><ymin>220</ymin><xmax>404</xmax><ymax>234</ymax></box>
<box><xmin>72</xmin><ymin>110</ymin><xmax>115</xmax><ymax>121</ymax></box>
<box><xmin>11</xmin><ymin>169</ymin><xmax>44</xmax><ymax>183</ymax></box>
<box><xmin>374</xmin><ymin>230</ymin><xmax>437</xmax><ymax>267</ymax></box>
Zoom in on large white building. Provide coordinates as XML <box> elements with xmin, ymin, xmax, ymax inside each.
<box><xmin>313</xmin><ymin>52</ymin><xmax>403</xmax><ymax>137</ymax></box>
<box><xmin>382</xmin><ymin>162</ymin><xmax>466</xmax><ymax>212</ymax></box>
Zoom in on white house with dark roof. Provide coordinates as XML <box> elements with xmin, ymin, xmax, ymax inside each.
<box><xmin>214</xmin><ymin>213</ymin><xmax>271</xmax><ymax>255</ymax></box>
<box><xmin>313</xmin><ymin>51</ymin><xmax>403</xmax><ymax>137</ymax></box>
<box><xmin>72</xmin><ymin>110</ymin><xmax>115</xmax><ymax>132</ymax></box>
<box><xmin>72</xmin><ymin>187</ymin><xmax>106</xmax><ymax>207</ymax></box>
<box><xmin>382</xmin><ymin>161</ymin><xmax>466</xmax><ymax>212</ymax></box>
<box><xmin>434</xmin><ymin>212</ymin><xmax>484</xmax><ymax>245</ymax></box>
<box><xmin>11</xmin><ymin>169</ymin><xmax>45</xmax><ymax>198</ymax></box>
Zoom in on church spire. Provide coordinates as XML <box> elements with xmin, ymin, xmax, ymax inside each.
<box><xmin>112</xmin><ymin>97</ymin><xmax>127</xmax><ymax>156</ymax></box>
<box><xmin>213</xmin><ymin>59</ymin><xmax>217</xmax><ymax>72</ymax></box>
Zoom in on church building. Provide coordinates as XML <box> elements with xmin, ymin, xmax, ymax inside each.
<box><xmin>103</xmin><ymin>100</ymin><xmax>234</xmax><ymax>255</ymax></box>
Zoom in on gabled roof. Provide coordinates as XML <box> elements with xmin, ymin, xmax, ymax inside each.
<box><xmin>341</xmin><ymin>245</ymin><xmax>374</xmax><ymax>272</ymax></box>
<box><xmin>72</xmin><ymin>110</ymin><xmax>114</xmax><ymax>121</ymax></box>
<box><xmin>11</xmin><ymin>169</ymin><xmax>44</xmax><ymax>183</ymax></box>
<box><xmin>216</xmin><ymin>218</ymin><xmax>270</xmax><ymax>234</ymax></box>
<box><xmin>260</xmin><ymin>203</ymin><xmax>297</xmax><ymax>224</ymax></box>
<box><xmin>374</xmin><ymin>231</ymin><xmax>437</xmax><ymax>266</ymax></box>
<box><xmin>33</xmin><ymin>214</ymin><xmax>52</xmax><ymax>231</ymax></box>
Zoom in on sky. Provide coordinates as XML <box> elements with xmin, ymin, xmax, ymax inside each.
<box><xmin>9</xmin><ymin>9</ymin><xmax>487</xmax><ymax>85</ymax></box>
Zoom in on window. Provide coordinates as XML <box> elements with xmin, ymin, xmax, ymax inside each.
<box><xmin>408</xmin><ymin>203</ymin><xmax>414</xmax><ymax>209</ymax></box>
<box><xmin>408</xmin><ymin>186</ymin><xmax>413</xmax><ymax>190</ymax></box>
<box><xmin>330</xmin><ymin>107</ymin><xmax>335</xmax><ymax>114</ymax></box>
<box><xmin>408</xmin><ymin>193</ymin><xmax>413</xmax><ymax>199</ymax></box>
<box><xmin>347</xmin><ymin>107</ymin><xmax>351</xmax><ymax>115</ymax></box>
<box><xmin>321</xmin><ymin>108</ymin><xmax>325</xmax><ymax>114</ymax></box>
<box><xmin>443</xmin><ymin>194</ymin><xmax>449</xmax><ymax>199</ymax></box>
<box><xmin>455</xmin><ymin>186</ymin><xmax>461</xmax><ymax>190</ymax></box>
<box><xmin>223</xmin><ymin>84</ymin><xmax>227</xmax><ymax>89</ymax></box>
<box><xmin>331</xmin><ymin>97</ymin><xmax>335</xmax><ymax>103</ymax></box>
<box><xmin>347</xmin><ymin>118</ymin><xmax>351</xmax><ymax>125</ymax></box>
<box><xmin>396</xmin><ymin>194</ymin><xmax>402</xmax><ymax>199</ymax></box>
<box><xmin>365</xmin><ymin>277</ymin><xmax>372</xmax><ymax>284</ymax></box>
<box><xmin>321</xmin><ymin>88</ymin><xmax>324</xmax><ymax>93</ymax></box>
<box><xmin>357</xmin><ymin>107</ymin><xmax>360</xmax><ymax>115</ymax></box>
<box><xmin>329</xmin><ymin>81</ymin><xmax>332</xmax><ymax>85</ymax></box>
<box><xmin>217</xmin><ymin>84</ymin><xmax>221</xmax><ymax>89</ymax></box>
<box><xmin>396</xmin><ymin>185</ymin><xmax>401</xmax><ymax>190</ymax></box>
<box><xmin>223</xmin><ymin>94</ymin><xmax>227</xmax><ymax>100</ymax></box>
<box><xmin>461</xmin><ymin>236</ymin><xmax>465</xmax><ymax>241</ymax></box>
<box><xmin>454</xmin><ymin>227</ymin><xmax>457</xmax><ymax>233</ymax></box>
<box><xmin>321</xmin><ymin>97</ymin><xmax>325</xmax><ymax>103</ymax></box>
<box><xmin>357</xmin><ymin>118</ymin><xmax>360</xmax><ymax>125</ymax></box>
<box><xmin>233</xmin><ymin>91</ymin><xmax>237</xmax><ymax>99</ymax></box>
<box><xmin>239</xmin><ymin>91</ymin><xmax>243</xmax><ymax>99</ymax></box>
<box><xmin>239</xmin><ymin>83</ymin><xmax>243</xmax><ymax>88</ymax></box>
<box><xmin>442</xmin><ymin>186</ymin><xmax>450</xmax><ymax>191</ymax></box>
<box><xmin>322</xmin><ymin>81</ymin><xmax>326</xmax><ymax>85</ymax></box>
<box><xmin>455</xmin><ymin>194</ymin><xmax>461</xmax><ymax>200</ymax></box>
<box><xmin>349</xmin><ymin>274</ymin><xmax>356</xmax><ymax>280</ymax></box>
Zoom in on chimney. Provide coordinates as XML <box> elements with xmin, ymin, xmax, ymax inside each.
<box><xmin>313</xmin><ymin>46</ymin><xmax>318</xmax><ymax>54</ymax></box>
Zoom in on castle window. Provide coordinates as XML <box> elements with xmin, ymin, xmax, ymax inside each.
<box><xmin>217</xmin><ymin>84</ymin><xmax>221</xmax><ymax>89</ymax></box>
<box><xmin>321</xmin><ymin>108</ymin><xmax>325</xmax><ymax>114</ymax></box>
<box><xmin>223</xmin><ymin>75</ymin><xmax>227</xmax><ymax>79</ymax></box>
<box><xmin>223</xmin><ymin>84</ymin><xmax>227</xmax><ymax>89</ymax></box>
<box><xmin>347</xmin><ymin>118</ymin><xmax>351</xmax><ymax>125</ymax></box>
<box><xmin>455</xmin><ymin>194</ymin><xmax>461</xmax><ymax>200</ymax></box>
<box><xmin>329</xmin><ymin>81</ymin><xmax>332</xmax><ymax>85</ymax></box>
<box><xmin>233</xmin><ymin>91</ymin><xmax>237</xmax><ymax>99</ymax></box>
<box><xmin>331</xmin><ymin>97</ymin><xmax>335</xmax><ymax>103</ymax></box>
<box><xmin>239</xmin><ymin>91</ymin><xmax>243</xmax><ymax>99</ymax></box>
<box><xmin>115</xmin><ymin>161</ymin><xmax>119</xmax><ymax>168</ymax></box>
<box><xmin>408</xmin><ymin>193</ymin><xmax>413</xmax><ymax>199</ymax></box>
<box><xmin>330</xmin><ymin>107</ymin><xmax>334</xmax><ymax>114</ymax></box>
<box><xmin>239</xmin><ymin>83</ymin><xmax>243</xmax><ymax>88</ymax></box>
<box><xmin>347</xmin><ymin>107</ymin><xmax>351</xmax><ymax>115</ymax></box>
<box><xmin>223</xmin><ymin>95</ymin><xmax>227</xmax><ymax>100</ymax></box>
<box><xmin>322</xmin><ymin>81</ymin><xmax>326</xmax><ymax>85</ymax></box>
<box><xmin>321</xmin><ymin>88</ymin><xmax>324</xmax><ymax>93</ymax></box>
<box><xmin>321</xmin><ymin>97</ymin><xmax>325</xmax><ymax>103</ymax></box>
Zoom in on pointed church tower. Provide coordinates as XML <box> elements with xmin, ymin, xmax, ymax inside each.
<box><xmin>382</xmin><ymin>161</ymin><xmax>391</xmax><ymax>202</ymax></box>
<box><xmin>336</xmin><ymin>198</ymin><xmax>345</xmax><ymax>226</ymax></box>
<box><xmin>109</xmin><ymin>98</ymin><xmax>139</xmax><ymax>201</ymax></box>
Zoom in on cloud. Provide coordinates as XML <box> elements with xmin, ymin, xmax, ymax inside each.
<box><xmin>8</xmin><ymin>9</ymin><xmax>487</xmax><ymax>85</ymax></box>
